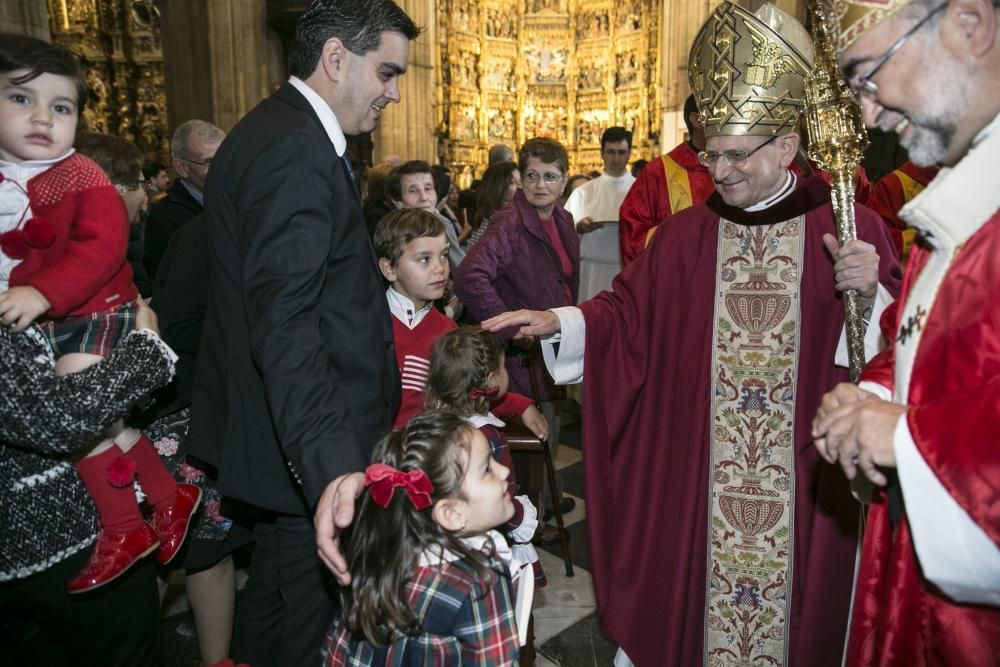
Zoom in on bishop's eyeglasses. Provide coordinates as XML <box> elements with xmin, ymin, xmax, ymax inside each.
<box><xmin>697</xmin><ymin>134</ymin><xmax>779</xmax><ymax>168</ymax></box>
<box><xmin>847</xmin><ymin>3</ymin><xmax>947</xmax><ymax>100</ymax></box>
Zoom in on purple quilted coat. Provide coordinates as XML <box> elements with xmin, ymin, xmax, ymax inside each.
<box><xmin>455</xmin><ymin>190</ymin><xmax>579</xmax><ymax>401</ymax></box>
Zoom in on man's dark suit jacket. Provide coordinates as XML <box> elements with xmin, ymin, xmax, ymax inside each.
<box><xmin>144</xmin><ymin>178</ymin><xmax>203</xmax><ymax>280</ymax></box>
<box><xmin>188</xmin><ymin>83</ymin><xmax>400</xmax><ymax>516</ymax></box>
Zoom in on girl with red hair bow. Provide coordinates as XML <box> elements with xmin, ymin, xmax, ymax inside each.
<box><xmin>321</xmin><ymin>411</ymin><xmax>520</xmax><ymax>665</ymax></box>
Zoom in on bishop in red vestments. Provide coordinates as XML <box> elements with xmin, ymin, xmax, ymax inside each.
<box><xmin>484</xmin><ymin>3</ymin><xmax>901</xmax><ymax>664</ymax></box>
<box><xmin>814</xmin><ymin>1</ymin><xmax>1000</xmax><ymax>664</ymax></box>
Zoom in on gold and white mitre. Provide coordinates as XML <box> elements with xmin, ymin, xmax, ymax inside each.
<box><xmin>688</xmin><ymin>1</ymin><xmax>814</xmax><ymax>138</ymax></box>
<box><xmin>833</xmin><ymin>0</ymin><xmax>914</xmax><ymax>51</ymax></box>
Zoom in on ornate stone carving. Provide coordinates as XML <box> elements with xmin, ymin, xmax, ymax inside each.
<box><xmin>47</xmin><ymin>0</ymin><xmax>168</xmax><ymax>164</ymax></box>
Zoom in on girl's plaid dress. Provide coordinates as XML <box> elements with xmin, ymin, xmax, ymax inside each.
<box><xmin>322</xmin><ymin>532</ymin><xmax>520</xmax><ymax>666</ymax></box>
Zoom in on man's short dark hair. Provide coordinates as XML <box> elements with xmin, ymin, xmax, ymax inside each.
<box><xmin>518</xmin><ymin>138</ymin><xmax>569</xmax><ymax>175</ymax></box>
<box><xmin>373</xmin><ymin>208</ymin><xmax>445</xmax><ymax>265</ymax></box>
<box><xmin>387</xmin><ymin>160</ymin><xmax>435</xmax><ymax>202</ymax></box>
<box><xmin>288</xmin><ymin>0</ymin><xmax>421</xmax><ymax>79</ymax></box>
<box><xmin>0</xmin><ymin>34</ymin><xmax>88</xmax><ymax>109</ymax></box>
<box><xmin>147</xmin><ymin>160</ymin><xmax>167</xmax><ymax>176</ymax></box>
<box><xmin>601</xmin><ymin>127</ymin><xmax>632</xmax><ymax>150</ymax></box>
<box><xmin>683</xmin><ymin>94</ymin><xmax>698</xmax><ymax>135</ymax></box>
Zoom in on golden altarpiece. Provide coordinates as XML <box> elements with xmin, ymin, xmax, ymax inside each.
<box><xmin>46</xmin><ymin>0</ymin><xmax>169</xmax><ymax>163</ymax></box>
<box><xmin>27</xmin><ymin>0</ymin><xmax>809</xmax><ymax>179</ymax></box>
<box><xmin>437</xmin><ymin>0</ymin><xmax>663</xmax><ymax>184</ymax></box>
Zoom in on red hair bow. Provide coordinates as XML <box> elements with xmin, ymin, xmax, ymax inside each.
<box><xmin>469</xmin><ymin>385</ymin><xmax>499</xmax><ymax>400</ymax></box>
<box><xmin>364</xmin><ymin>463</ymin><xmax>434</xmax><ymax>510</ymax></box>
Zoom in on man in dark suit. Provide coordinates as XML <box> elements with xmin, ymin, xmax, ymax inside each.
<box><xmin>143</xmin><ymin>119</ymin><xmax>224</xmax><ymax>279</ymax></box>
<box><xmin>188</xmin><ymin>2</ymin><xmax>418</xmax><ymax>664</ymax></box>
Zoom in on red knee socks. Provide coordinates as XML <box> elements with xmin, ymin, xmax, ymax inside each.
<box><xmin>124</xmin><ymin>433</ymin><xmax>178</xmax><ymax>507</ymax></box>
<box><xmin>73</xmin><ymin>446</ymin><xmax>144</xmax><ymax>533</ymax></box>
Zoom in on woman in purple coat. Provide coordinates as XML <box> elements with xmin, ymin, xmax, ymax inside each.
<box><xmin>455</xmin><ymin>137</ymin><xmax>579</xmax><ymax>514</ymax></box>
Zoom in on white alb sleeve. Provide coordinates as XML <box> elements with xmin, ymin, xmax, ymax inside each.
<box><xmin>835</xmin><ymin>283</ymin><xmax>894</xmax><ymax>367</ymax></box>
<box><xmin>540</xmin><ymin>306</ymin><xmax>585</xmax><ymax>385</ymax></box>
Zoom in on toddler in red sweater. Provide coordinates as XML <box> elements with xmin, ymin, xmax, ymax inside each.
<box><xmin>0</xmin><ymin>36</ymin><xmax>199</xmax><ymax>593</ymax></box>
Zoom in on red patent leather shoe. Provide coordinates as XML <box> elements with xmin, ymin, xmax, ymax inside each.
<box><xmin>151</xmin><ymin>483</ymin><xmax>202</xmax><ymax>565</ymax></box>
<box><xmin>67</xmin><ymin>523</ymin><xmax>159</xmax><ymax>593</ymax></box>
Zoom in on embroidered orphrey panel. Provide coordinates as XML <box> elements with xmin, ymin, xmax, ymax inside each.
<box><xmin>704</xmin><ymin>217</ymin><xmax>804</xmax><ymax>666</ymax></box>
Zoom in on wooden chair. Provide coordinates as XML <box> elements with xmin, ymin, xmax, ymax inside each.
<box><xmin>503</xmin><ymin>343</ymin><xmax>574</xmax><ymax>577</ymax></box>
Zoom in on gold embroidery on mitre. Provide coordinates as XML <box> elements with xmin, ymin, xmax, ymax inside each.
<box><xmin>688</xmin><ymin>1</ymin><xmax>814</xmax><ymax>138</ymax></box>
<box><xmin>745</xmin><ymin>23</ymin><xmax>806</xmax><ymax>89</ymax></box>
<box><xmin>833</xmin><ymin>0</ymin><xmax>914</xmax><ymax>51</ymax></box>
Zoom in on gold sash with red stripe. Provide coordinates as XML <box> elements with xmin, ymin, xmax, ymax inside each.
<box><xmin>644</xmin><ymin>154</ymin><xmax>696</xmax><ymax>247</ymax></box>
<box><xmin>895</xmin><ymin>170</ymin><xmax>927</xmax><ymax>263</ymax></box>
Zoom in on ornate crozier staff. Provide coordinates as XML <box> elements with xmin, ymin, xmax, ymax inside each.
<box><xmin>803</xmin><ymin>0</ymin><xmax>869</xmax><ymax>382</ymax></box>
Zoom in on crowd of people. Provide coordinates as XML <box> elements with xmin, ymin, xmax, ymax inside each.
<box><xmin>1</xmin><ymin>0</ymin><xmax>998</xmax><ymax>665</ymax></box>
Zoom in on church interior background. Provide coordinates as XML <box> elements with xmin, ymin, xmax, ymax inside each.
<box><xmin>2</xmin><ymin>0</ymin><xmax>814</xmax><ymax>184</ymax></box>
<box><xmin>0</xmin><ymin>2</ymin><xmax>910</xmax><ymax>664</ymax></box>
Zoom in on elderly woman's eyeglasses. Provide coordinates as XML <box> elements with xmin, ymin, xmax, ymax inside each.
<box><xmin>523</xmin><ymin>171</ymin><xmax>564</xmax><ymax>185</ymax></box>
<box><xmin>848</xmin><ymin>3</ymin><xmax>947</xmax><ymax>99</ymax></box>
<box><xmin>697</xmin><ymin>134</ymin><xmax>779</xmax><ymax>168</ymax></box>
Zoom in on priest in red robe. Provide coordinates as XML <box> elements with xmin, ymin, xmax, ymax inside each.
<box><xmin>617</xmin><ymin>94</ymin><xmax>715</xmax><ymax>266</ymax></box>
<box><xmin>483</xmin><ymin>3</ymin><xmax>901</xmax><ymax>665</ymax></box>
<box><xmin>861</xmin><ymin>160</ymin><xmax>939</xmax><ymax>263</ymax></box>
<box><xmin>813</xmin><ymin>1</ymin><xmax>1000</xmax><ymax>664</ymax></box>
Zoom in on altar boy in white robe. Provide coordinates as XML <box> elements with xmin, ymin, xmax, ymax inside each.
<box><xmin>563</xmin><ymin>127</ymin><xmax>635</xmax><ymax>301</ymax></box>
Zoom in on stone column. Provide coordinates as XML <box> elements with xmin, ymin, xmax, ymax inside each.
<box><xmin>0</xmin><ymin>0</ymin><xmax>50</xmax><ymax>40</ymax></box>
<box><xmin>659</xmin><ymin>0</ymin><xmax>714</xmax><ymax>150</ymax></box>
<box><xmin>371</xmin><ymin>0</ymin><xmax>437</xmax><ymax>163</ymax></box>
<box><xmin>160</xmin><ymin>0</ymin><xmax>274</xmax><ymax>133</ymax></box>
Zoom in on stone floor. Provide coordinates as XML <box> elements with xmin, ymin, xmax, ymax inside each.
<box><xmin>160</xmin><ymin>416</ymin><xmax>618</xmax><ymax>666</ymax></box>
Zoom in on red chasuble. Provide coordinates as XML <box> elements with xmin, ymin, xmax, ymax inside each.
<box><xmin>847</xmin><ymin>212</ymin><xmax>1000</xmax><ymax>667</ymax></box>
<box><xmin>579</xmin><ymin>175</ymin><xmax>901</xmax><ymax>666</ymax></box>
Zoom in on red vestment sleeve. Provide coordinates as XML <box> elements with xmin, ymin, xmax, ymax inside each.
<box><xmin>904</xmin><ymin>219</ymin><xmax>1000</xmax><ymax>547</ymax></box>
<box><xmin>909</xmin><ymin>377</ymin><xmax>1000</xmax><ymax>546</ymax></box>
<box><xmin>618</xmin><ymin>157</ymin><xmax>669</xmax><ymax>267</ymax></box>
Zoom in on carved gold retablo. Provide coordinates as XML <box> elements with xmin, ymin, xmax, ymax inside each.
<box><xmin>688</xmin><ymin>1</ymin><xmax>814</xmax><ymax>138</ymax></box>
<box><xmin>833</xmin><ymin>0</ymin><xmax>915</xmax><ymax>51</ymax></box>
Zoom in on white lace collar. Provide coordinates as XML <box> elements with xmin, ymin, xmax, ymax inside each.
<box><xmin>418</xmin><ymin>529</ymin><xmax>513</xmax><ymax>567</ymax></box>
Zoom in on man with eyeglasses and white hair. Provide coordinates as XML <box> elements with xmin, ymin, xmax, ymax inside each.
<box><xmin>811</xmin><ymin>0</ymin><xmax>1000</xmax><ymax>662</ymax></box>
<box><xmin>481</xmin><ymin>2</ymin><xmax>901</xmax><ymax>664</ymax></box>
<box><xmin>144</xmin><ymin>119</ymin><xmax>225</xmax><ymax>279</ymax></box>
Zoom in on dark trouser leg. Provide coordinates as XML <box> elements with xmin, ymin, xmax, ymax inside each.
<box><xmin>0</xmin><ymin>549</ymin><xmax>160</xmax><ymax>667</ymax></box>
<box><xmin>233</xmin><ymin>514</ymin><xmax>336</xmax><ymax>667</ymax></box>
<box><xmin>233</xmin><ymin>517</ymin><xmax>280</xmax><ymax>666</ymax></box>
<box><xmin>277</xmin><ymin>515</ymin><xmax>337</xmax><ymax>665</ymax></box>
